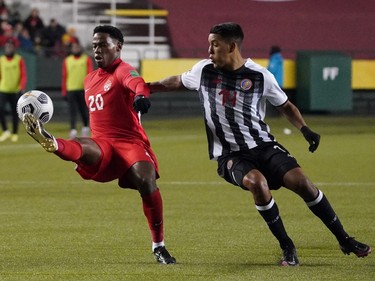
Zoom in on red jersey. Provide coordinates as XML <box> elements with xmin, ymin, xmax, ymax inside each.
<box><xmin>84</xmin><ymin>58</ymin><xmax>150</xmax><ymax>143</ymax></box>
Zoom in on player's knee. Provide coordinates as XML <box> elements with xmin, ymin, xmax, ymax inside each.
<box><xmin>121</xmin><ymin>162</ymin><xmax>157</xmax><ymax>195</ymax></box>
<box><xmin>118</xmin><ymin>173</ymin><xmax>155</xmax><ymax>194</ymax></box>
<box><xmin>242</xmin><ymin>171</ymin><xmax>268</xmax><ymax>194</ymax></box>
<box><xmin>135</xmin><ymin>176</ymin><xmax>157</xmax><ymax>195</ymax></box>
<box><xmin>118</xmin><ymin>177</ymin><xmax>157</xmax><ymax>195</ymax></box>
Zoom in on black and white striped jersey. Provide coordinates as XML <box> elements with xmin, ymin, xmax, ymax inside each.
<box><xmin>181</xmin><ymin>58</ymin><xmax>288</xmax><ymax>160</ymax></box>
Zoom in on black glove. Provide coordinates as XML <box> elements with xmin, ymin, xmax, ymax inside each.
<box><xmin>133</xmin><ymin>95</ymin><xmax>151</xmax><ymax>114</ymax></box>
<box><xmin>301</xmin><ymin>126</ymin><xmax>320</xmax><ymax>152</ymax></box>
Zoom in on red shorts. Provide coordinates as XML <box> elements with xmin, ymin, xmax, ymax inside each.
<box><xmin>76</xmin><ymin>138</ymin><xmax>159</xmax><ymax>183</ymax></box>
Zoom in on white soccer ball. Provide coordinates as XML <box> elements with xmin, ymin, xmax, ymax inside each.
<box><xmin>17</xmin><ymin>90</ymin><xmax>54</xmax><ymax>124</ymax></box>
<box><xmin>283</xmin><ymin>128</ymin><xmax>292</xmax><ymax>135</ymax></box>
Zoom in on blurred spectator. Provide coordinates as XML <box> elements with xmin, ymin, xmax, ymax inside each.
<box><xmin>12</xmin><ymin>21</ymin><xmax>22</xmax><ymax>36</ymax></box>
<box><xmin>0</xmin><ymin>21</ymin><xmax>19</xmax><ymax>47</ymax></box>
<box><xmin>42</xmin><ymin>18</ymin><xmax>65</xmax><ymax>57</ymax></box>
<box><xmin>62</xmin><ymin>27</ymin><xmax>79</xmax><ymax>54</ymax></box>
<box><xmin>0</xmin><ymin>39</ymin><xmax>27</xmax><ymax>142</ymax></box>
<box><xmin>33</xmin><ymin>33</ymin><xmax>43</xmax><ymax>56</ymax></box>
<box><xmin>23</xmin><ymin>8</ymin><xmax>44</xmax><ymax>43</ymax></box>
<box><xmin>17</xmin><ymin>25</ymin><xmax>34</xmax><ymax>53</ymax></box>
<box><xmin>62</xmin><ymin>42</ymin><xmax>93</xmax><ymax>138</ymax></box>
<box><xmin>9</xmin><ymin>10</ymin><xmax>22</xmax><ymax>27</ymax></box>
<box><xmin>0</xmin><ymin>0</ymin><xmax>9</xmax><ymax>22</ymax></box>
<box><xmin>267</xmin><ymin>45</ymin><xmax>284</xmax><ymax>88</ymax></box>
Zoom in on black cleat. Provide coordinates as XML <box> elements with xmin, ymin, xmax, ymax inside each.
<box><xmin>339</xmin><ymin>237</ymin><xmax>372</xmax><ymax>258</ymax></box>
<box><xmin>153</xmin><ymin>246</ymin><xmax>176</xmax><ymax>264</ymax></box>
<box><xmin>280</xmin><ymin>245</ymin><xmax>299</xmax><ymax>266</ymax></box>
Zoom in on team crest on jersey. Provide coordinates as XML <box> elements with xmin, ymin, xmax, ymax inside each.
<box><xmin>240</xmin><ymin>79</ymin><xmax>253</xmax><ymax>91</ymax></box>
<box><xmin>104</xmin><ymin>79</ymin><xmax>112</xmax><ymax>92</ymax></box>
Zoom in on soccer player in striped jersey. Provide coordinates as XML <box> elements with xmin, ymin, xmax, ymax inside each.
<box><xmin>22</xmin><ymin>25</ymin><xmax>176</xmax><ymax>264</ymax></box>
<box><xmin>148</xmin><ymin>22</ymin><xmax>371</xmax><ymax>266</ymax></box>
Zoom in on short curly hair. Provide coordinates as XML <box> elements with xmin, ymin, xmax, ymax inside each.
<box><xmin>93</xmin><ymin>25</ymin><xmax>124</xmax><ymax>45</ymax></box>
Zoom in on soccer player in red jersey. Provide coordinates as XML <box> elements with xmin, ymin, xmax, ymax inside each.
<box><xmin>22</xmin><ymin>25</ymin><xmax>176</xmax><ymax>264</ymax></box>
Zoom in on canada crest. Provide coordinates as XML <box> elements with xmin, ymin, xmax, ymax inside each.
<box><xmin>104</xmin><ymin>79</ymin><xmax>112</xmax><ymax>92</ymax></box>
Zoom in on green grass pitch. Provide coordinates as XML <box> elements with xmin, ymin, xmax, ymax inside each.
<box><xmin>0</xmin><ymin>116</ymin><xmax>374</xmax><ymax>281</ymax></box>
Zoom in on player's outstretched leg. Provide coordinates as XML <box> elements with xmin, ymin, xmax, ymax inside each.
<box><xmin>307</xmin><ymin>190</ymin><xmax>371</xmax><ymax>258</ymax></box>
<box><xmin>339</xmin><ymin>237</ymin><xmax>372</xmax><ymax>258</ymax></box>
<box><xmin>22</xmin><ymin>112</ymin><xmax>57</xmax><ymax>152</ymax></box>
<box><xmin>153</xmin><ymin>246</ymin><xmax>176</xmax><ymax>264</ymax></box>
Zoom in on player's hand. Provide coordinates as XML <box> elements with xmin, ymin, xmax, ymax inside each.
<box><xmin>301</xmin><ymin>126</ymin><xmax>320</xmax><ymax>152</ymax></box>
<box><xmin>133</xmin><ymin>95</ymin><xmax>151</xmax><ymax>114</ymax></box>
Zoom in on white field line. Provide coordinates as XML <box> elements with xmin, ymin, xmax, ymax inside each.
<box><xmin>0</xmin><ymin>180</ymin><xmax>374</xmax><ymax>187</ymax></box>
<box><xmin>0</xmin><ymin>143</ymin><xmax>39</xmax><ymax>150</ymax></box>
<box><xmin>161</xmin><ymin>182</ymin><xmax>375</xmax><ymax>187</ymax></box>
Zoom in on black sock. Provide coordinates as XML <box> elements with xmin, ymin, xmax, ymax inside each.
<box><xmin>256</xmin><ymin>198</ymin><xmax>294</xmax><ymax>249</ymax></box>
<box><xmin>307</xmin><ymin>190</ymin><xmax>349</xmax><ymax>244</ymax></box>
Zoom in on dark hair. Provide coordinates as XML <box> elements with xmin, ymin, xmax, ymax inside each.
<box><xmin>93</xmin><ymin>25</ymin><xmax>124</xmax><ymax>45</ymax></box>
<box><xmin>210</xmin><ymin>22</ymin><xmax>244</xmax><ymax>47</ymax></box>
<box><xmin>270</xmin><ymin>45</ymin><xmax>281</xmax><ymax>55</ymax></box>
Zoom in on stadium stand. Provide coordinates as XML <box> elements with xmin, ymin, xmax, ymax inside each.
<box><xmin>1</xmin><ymin>0</ymin><xmax>375</xmax><ymax>118</ymax></box>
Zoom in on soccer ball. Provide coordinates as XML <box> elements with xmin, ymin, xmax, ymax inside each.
<box><xmin>17</xmin><ymin>90</ymin><xmax>54</xmax><ymax>124</ymax></box>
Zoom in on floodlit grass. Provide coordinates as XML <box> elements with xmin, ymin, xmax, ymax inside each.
<box><xmin>0</xmin><ymin>116</ymin><xmax>374</xmax><ymax>281</ymax></box>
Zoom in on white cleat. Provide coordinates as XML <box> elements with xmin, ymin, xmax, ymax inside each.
<box><xmin>0</xmin><ymin>130</ymin><xmax>11</xmax><ymax>142</ymax></box>
<box><xmin>81</xmin><ymin>126</ymin><xmax>90</xmax><ymax>137</ymax></box>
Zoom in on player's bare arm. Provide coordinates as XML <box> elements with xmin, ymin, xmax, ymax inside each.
<box><xmin>277</xmin><ymin>100</ymin><xmax>307</xmax><ymax>130</ymax></box>
<box><xmin>278</xmin><ymin>100</ymin><xmax>320</xmax><ymax>152</ymax></box>
<box><xmin>148</xmin><ymin>75</ymin><xmax>186</xmax><ymax>93</ymax></box>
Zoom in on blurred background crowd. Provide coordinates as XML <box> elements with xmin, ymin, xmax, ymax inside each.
<box><xmin>0</xmin><ymin>0</ymin><xmax>79</xmax><ymax>57</ymax></box>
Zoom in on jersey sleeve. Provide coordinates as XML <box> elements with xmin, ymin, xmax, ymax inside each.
<box><xmin>19</xmin><ymin>58</ymin><xmax>27</xmax><ymax>92</ymax></box>
<box><xmin>263</xmin><ymin>70</ymin><xmax>288</xmax><ymax>106</ymax></box>
<box><xmin>181</xmin><ymin>59</ymin><xmax>210</xmax><ymax>91</ymax></box>
<box><xmin>61</xmin><ymin>59</ymin><xmax>67</xmax><ymax>96</ymax></box>
<box><xmin>117</xmin><ymin>67</ymin><xmax>150</xmax><ymax>98</ymax></box>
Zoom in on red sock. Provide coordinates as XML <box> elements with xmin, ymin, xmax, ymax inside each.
<box><xmin>54</xmin><ymin>138</ymin><xmax>82</xmax><ymax>161</ymax></box>
<box><xmin>142</xmin><ymin>188</ymin><xmax>164</xmax><ymax>243</ymax></box>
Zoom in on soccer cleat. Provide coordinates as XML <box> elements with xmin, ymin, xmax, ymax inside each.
<box><xmin>153</xmin><ymin>246</ymin><xmax>176</xmax><ymax>264</ymax></box>
<box><xmin>339</xmin><ymin>237</ymin><xmax>372</xmax><ymax>257</ymax></box>
<box><xmin>280</xmin><ymin>245</ymin><xmax>299</xmax><ymax>266</ymax></box>
<box><xmin>11</xmin><ymin>134</ymin><xmax>18</xmax><ymax>142</ymax></box>
<box><xmin>69</xmin><ymin>129</ymin><xmax>77</xmax><ymax>139</ymax></box>
<box><xmin>0</xmin><ymin>130</ymin><xmax>11</xmax><ymax>142</ymax></box>
<box><xmin>22</xmin><ymin>113</ymin><xmax>57</xmax><ymax>152</ymax></box>
<box><xmin>81</xmin><ymin>126</ymin><xmax>90</xmax><ymax>137</ymax></box>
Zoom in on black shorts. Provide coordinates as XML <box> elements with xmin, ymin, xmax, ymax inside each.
<box><xmin>217</xmin><ymin>142</ymin><xmax>300</xmax><ymax>190</ymax></box>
